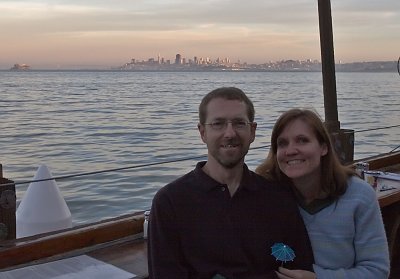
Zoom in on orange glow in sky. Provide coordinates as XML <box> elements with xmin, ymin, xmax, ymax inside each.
<box><xmin>1</xmin><ymin>1</ymin><xmax>399</xmax><ymax>69</ymax></box>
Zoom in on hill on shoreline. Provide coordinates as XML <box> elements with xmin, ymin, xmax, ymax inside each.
<box><xmin>2</xmin><ymin>60</ymin><xmax>398</xmax><ymax>72</ymax></box>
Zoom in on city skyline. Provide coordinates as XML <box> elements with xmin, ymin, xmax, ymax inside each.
<box><xmin>117</xmin><ymin>54</ymin><xmax>396</xmax><ymax>72</ymax></box>
<box><xmin>1</xmin><ymin>0</ymin><xmax>399</xmax><ymax>70</ymax></box>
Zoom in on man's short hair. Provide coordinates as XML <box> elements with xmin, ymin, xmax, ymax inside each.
<box><xmin>198</xmin><ymin>87</ymin><xmax>255</xmax><ymax>124</ymax></box>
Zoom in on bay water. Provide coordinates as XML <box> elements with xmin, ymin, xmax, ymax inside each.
<box><xmin>1</xmin><ymin>71</ymin><xmax>399</xmax><ymax>224</ymax></box>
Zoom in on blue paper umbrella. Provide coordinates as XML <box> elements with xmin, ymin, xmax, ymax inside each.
<box><xmin>271</xmin><ymin>243</ymin><xmax>296</xmax><ymax>263</ymax></box>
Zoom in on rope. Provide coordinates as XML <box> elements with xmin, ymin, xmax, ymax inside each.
<box><xmin>390</xmin><ymin>145</ymin><xmax>400</xmax><ymax>153</ymax></box>
<box><xmin>0</xmin><ymin>155</ymin><xmax>206</xmax><ymax>187</ymax></box>
<box><xmin>0</xmin><ymin>144</ymin><xmax>272</xmax><ymax>187</ymax></box>
<box><xmin>1</xmin><ymin>123</ymin><xmax>399</xmax><ymax>187</ymax></box>
<box><xmin>354</xmin><ymin>124</ymin><xmax>400</xmax><ymax>133</ymax></box>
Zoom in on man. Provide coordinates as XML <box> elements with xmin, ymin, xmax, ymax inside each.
<box><xmin>148</xmin><ymin>87</ymin><xmax>314</xmax><ymax>278</ymax></box>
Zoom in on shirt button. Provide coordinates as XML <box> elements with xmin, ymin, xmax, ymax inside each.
<box><xmin>221</xmin><ymin>187</ymin><xmax>225</xmax><ymax>191</ymax></box>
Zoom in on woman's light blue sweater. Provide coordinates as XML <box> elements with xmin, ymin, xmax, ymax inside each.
<box><xmin>300</xmin><ymin>176</ymin><xmax>390</xmax><ymax>279</ymax></box>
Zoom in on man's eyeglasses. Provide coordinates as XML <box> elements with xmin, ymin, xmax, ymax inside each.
<box><xmin>204</xmin><ymin>120</ymin><xmax>252</xmax><ymax>131</ymax></box>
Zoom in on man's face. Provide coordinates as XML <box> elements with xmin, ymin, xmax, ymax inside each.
<box><xmin>198</xmin><ymin>98</ymin><xmax>256</xmax><ymax>169</ymax></box>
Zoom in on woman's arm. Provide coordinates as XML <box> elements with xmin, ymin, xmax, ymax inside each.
<box><xmin>312</xmin><ymin>179</ymin><xmax>390</xmax><ymax>279</ymax></box>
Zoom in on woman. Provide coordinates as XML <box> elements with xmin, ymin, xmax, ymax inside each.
<box><xmin>256</xmin><ymin>108</ymin><xmax>390</xmax><ymax>279</ymax></box>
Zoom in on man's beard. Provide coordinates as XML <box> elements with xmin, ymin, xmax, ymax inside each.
<box><xmin>216</xmin><ymin>150</ymin><xmax>248</xmax><ymax>169</ymax></box>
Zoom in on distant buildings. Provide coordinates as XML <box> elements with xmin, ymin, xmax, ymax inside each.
<box><xmin>119</xmin><ymin>53</ymin><xmax>245</xmax><ymax>71</ymax></box>
<box><xmin>8</xmin><ymin>57</ymin><xmax>395</xmax><ymax>72</ymax></box>
<box><xmin>117</xmin><ymin>54</ymin><xmax>397</xmax><ymax>72</ymax></box>
<box><xmin>175</xmin><ymin>54</ymin><xmax>182</xmax><ymax>65</ymax></box>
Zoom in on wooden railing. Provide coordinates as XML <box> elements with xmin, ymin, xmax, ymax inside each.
<box><xmin>363</xmin><ymin>152</ymin><xmax>400</xmax><ymax>274</ymax></box>
<box><xmin>0</xmin><ymin>212</ymin><xmax>145</xmax><ymax>270</ymax></box>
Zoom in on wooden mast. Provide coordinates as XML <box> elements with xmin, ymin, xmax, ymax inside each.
<box><xmin>317</xmin><ymin>0</ymin><xmax>339</xmax><ymax>133</ymax></box>
<box><xmin>317</xmin><ymin>0</ymin><xmax>354</xmax><ymax>163</ymax></box>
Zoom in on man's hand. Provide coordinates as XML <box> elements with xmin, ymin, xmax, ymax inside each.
<box><xmin>276</xmin><ymin>267</ymin><xmax>316</xmax><ymax>279</ymax></box>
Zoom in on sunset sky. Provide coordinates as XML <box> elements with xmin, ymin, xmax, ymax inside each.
<box><xmin>1</xmin><ymin>0</ymin><xmax>399</xmax><ymax>69</ymax></box>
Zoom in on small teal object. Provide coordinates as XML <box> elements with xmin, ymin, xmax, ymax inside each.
<box><xmin>212</xmin><ymin>274</ymin><xmax>226</xmax><ymax>279</ymax></box>
<box><xmin>271</xmin><ymin>243</ymin><xmax>295</xmax><ymax>263</ymax></box>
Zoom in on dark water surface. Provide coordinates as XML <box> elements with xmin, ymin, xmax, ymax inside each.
<box><xmin>1</xmin><ymin>71</ymin><xmax>399</xmax><ymax>224</ymax></box>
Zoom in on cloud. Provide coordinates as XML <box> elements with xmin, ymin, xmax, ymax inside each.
<box><xmin>1</xmin><ymin>0</ymin><xmax>398</xmax><ymax>68</ymax></box>
<box><xmin>1</xmin><ymin>1</ymin><xmax>319</xmax><ymax>33</ymax></box>
<box><xmin>3</xmin><ymin>0</ymin><xmax>398</xmax><ymax>35</ymax></box>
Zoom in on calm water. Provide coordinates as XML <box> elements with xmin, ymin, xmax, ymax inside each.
<box><xmin>1</xmin><ymin>71</ymin><xmax>399</xmax><ymax>224</ymax></box>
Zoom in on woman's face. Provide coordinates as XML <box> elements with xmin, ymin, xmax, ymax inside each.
<box><xmin>276</xmin><ymin>119</ymin><xmax>328</xmax><ymax>185</ymax></box>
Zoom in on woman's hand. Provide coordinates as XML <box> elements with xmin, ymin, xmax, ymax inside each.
<box><xmin>276</xmin><ymin>267</ymin><xmax>316</xmax><ymax>279</ymax></box>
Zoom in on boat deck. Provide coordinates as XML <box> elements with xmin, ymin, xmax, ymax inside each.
<box><xmin>0</xmin><ymin>212</ymin><xmax>149</xmax><ymax>278</ymax></box>
<box><xmin>88</xmin><ymin>236</ymin><xmax>148</xmax><ymax>278</ymax></box>
<box><xmin>1</xmin><ymin>152</ymin><xmax>400</xmax><ymax>278</ymax></box>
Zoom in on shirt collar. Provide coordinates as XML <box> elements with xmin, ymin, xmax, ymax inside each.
<box><xmin>291</xmin><ymin>186</ymin><xmax>335</xmax><ymax>214</ymax></box>
<box><xmin>194</xmin><ymin>161</ymin><xmax>256</xmax><ymax>193</ymax></box>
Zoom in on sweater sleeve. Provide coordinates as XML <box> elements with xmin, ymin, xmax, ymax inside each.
<box><xmin>313</xmin><ymin>179</ymin><xmax>390</xmax><ymax>279</ymax></box>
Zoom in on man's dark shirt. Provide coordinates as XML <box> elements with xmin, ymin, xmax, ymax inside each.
<box><xmin>148</xmin><ymin>162</ymin><xmax>314</xmax><ymax>278</ymax></box>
